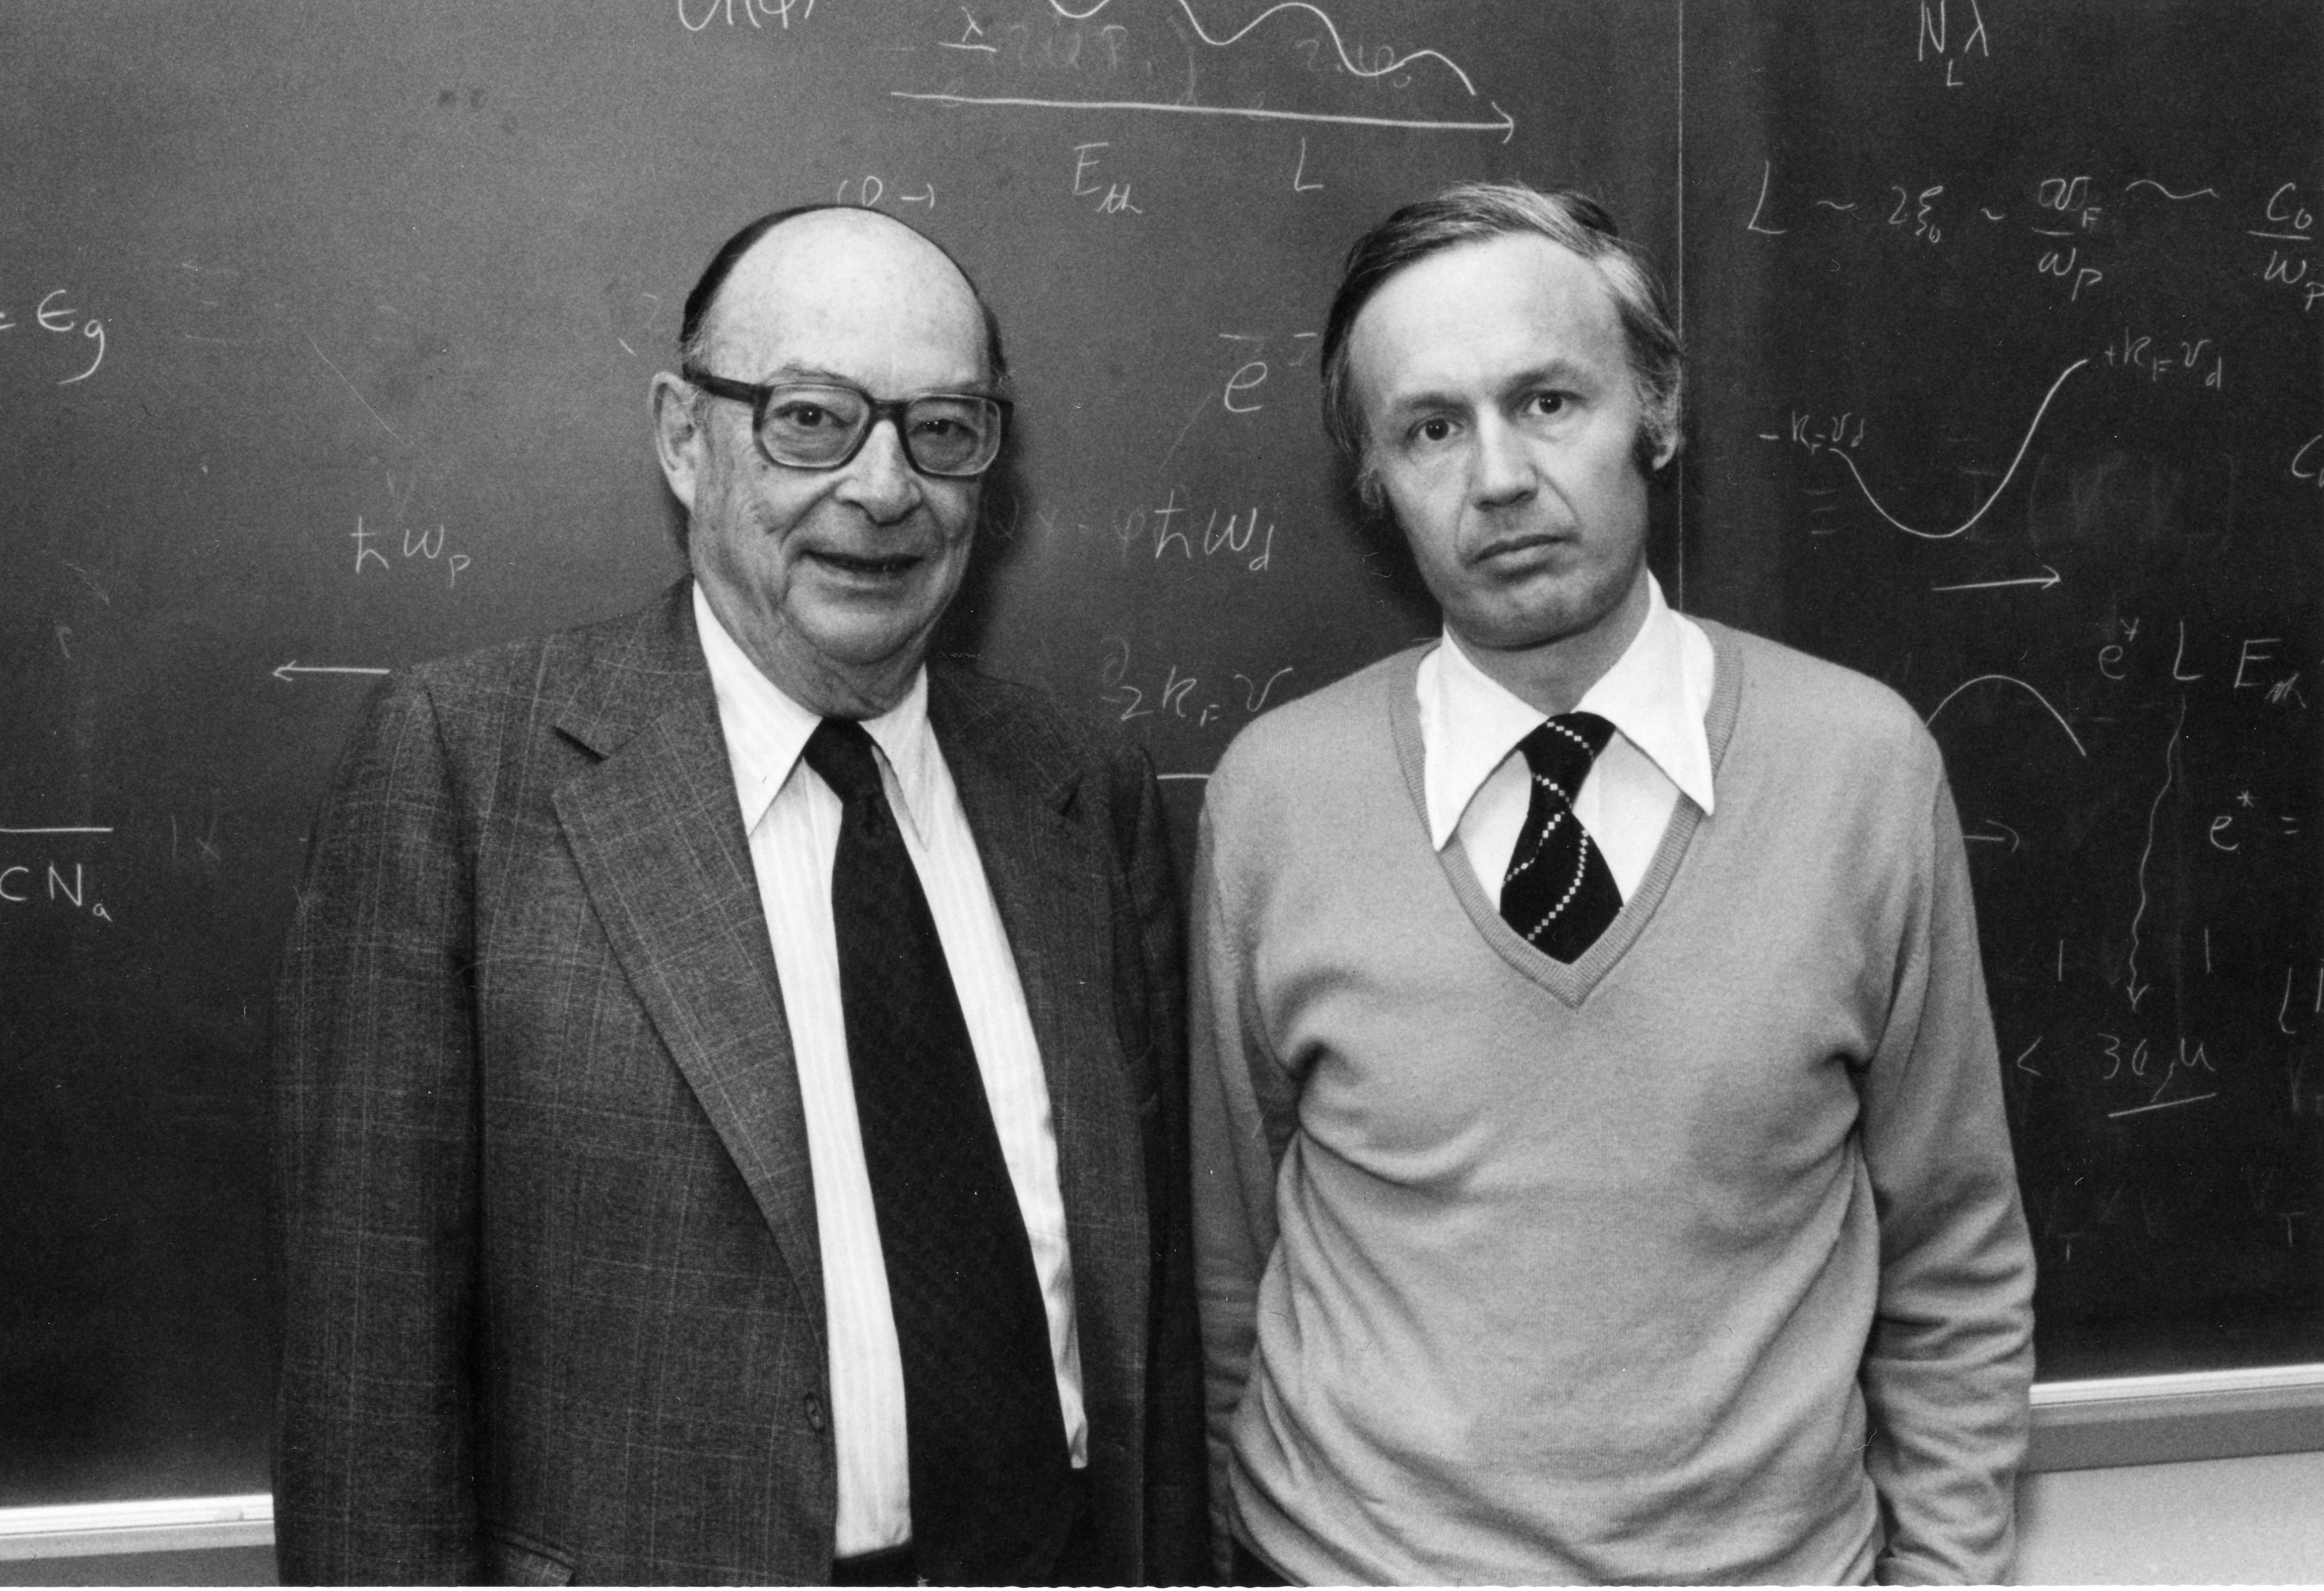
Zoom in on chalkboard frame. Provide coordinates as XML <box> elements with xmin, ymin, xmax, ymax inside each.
<box><xmin>2027</xmin><ymin>1365</ymin><xmax>2324</xmax><ymax>1472</ymax></box>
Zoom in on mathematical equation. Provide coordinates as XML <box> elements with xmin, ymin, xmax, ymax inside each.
<box><xmin>1099</xmin><ymin>636</ymin><xmax>1294</xmax><ymax>733</ymax></box>
<box><xmin>997</xmin><ymin>485</ymin><xmax>1283</xmax><ymax>573</ymax></box>
<box><xmin>1747</xmin><ymin>168</ymin><xmax>2321</xmax><ymax>311</ymax></box>
<box><xmin>888</xmin><ymin>0</ymin><xmax>1517</xmax><ymax>141</ymax></box>
<box><xmin>1</xmin><ymin>285</ymin><xmax>107</xmax><ymax>384</ymax></box>
<box><xmin>336</xmin><ymin>468</ymin><xmax>474</xmax><ymax>588</ymax></box>
<box><xmin>0</xmin><ymin>826</ymin><xmax>115</xmax><ymax>925</ymax></box>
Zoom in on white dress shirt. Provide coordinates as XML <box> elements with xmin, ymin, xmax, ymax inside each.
<box><xmin>1418</xmin><ymin>574</ymin><xmax>1718</xmax><ymax>903</ymax></box>
<box><xmin>693</xmin><ymin>585</ymin><xmax>1088</xmax><ymax>1557</ymax></box>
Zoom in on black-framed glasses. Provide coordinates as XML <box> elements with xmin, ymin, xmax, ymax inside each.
<box><xmin>681</xmin><ymin>366</ymin><xmax>1011</xmax><ymax>478</ymax></box>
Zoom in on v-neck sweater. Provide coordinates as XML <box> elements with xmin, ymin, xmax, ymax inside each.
<box><xmin>1191</xmin><ymin>621</ymin><xmax>2034</xmax><ymax>1586</ymax></box>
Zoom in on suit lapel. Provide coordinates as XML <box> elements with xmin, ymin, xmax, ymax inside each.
<box><xmin>550</xmin><ymin>585</ymin><xmax>825</xmax><ymax>1338</ymax></box>
<box><xmin>930</xmin><ymin>673</ymin><xmax>1151</xmax><ymax>1437</ymax></box>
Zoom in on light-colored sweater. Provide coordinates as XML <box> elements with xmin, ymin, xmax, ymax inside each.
<box><xmin>1190</xmin><ymin>622</ymin><xmax>2034</xmax><ymax>1586</ymax></box>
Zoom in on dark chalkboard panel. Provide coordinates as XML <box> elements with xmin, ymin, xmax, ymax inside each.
<box><xmin>1683</xmin><ymin>1</ymin><xmax>2324</xmax><ymax>1379</ymax></box>
<box><xmin>5</xmin><ymin>0</ymin><xmax>2320</xmax><ymax>1517</ymax></box>
<box><xmin>0</xmin><ymin>0</ymin><xmax>1677</xmax><ymax>1506</ymax></box>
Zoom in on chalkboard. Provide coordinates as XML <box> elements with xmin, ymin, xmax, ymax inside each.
<box><xmin>0</xmin><ymin>0</ymin><xmax>1677</xmax><ymax>1506</ymax></box>
<box><xmin>1</xmin><ymin>0</ymin><xmax>2315</xmax><ymax>1516</ymax></box>
<box><xmin>1681</xmin><ymin>1</ymin><xmax>2324</xmax><ymax>1379</ymax></box>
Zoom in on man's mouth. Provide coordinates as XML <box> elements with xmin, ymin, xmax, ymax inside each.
<box><xmin>810</xmin><ymin>550</ymin><xmax>921</xmax><ymax>579</ymax></box>
<box><xmin>1472</xmin><ymin>531</ymin><xmax>1567</xmax><ymax>565</ymax></box>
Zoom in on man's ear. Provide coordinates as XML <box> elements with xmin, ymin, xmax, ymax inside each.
<box><xmin>650</xmin><ymin>372</ymin><xmax>702</xmax><ymax>512</ymax></box>
<box><xmin>1635</xmin><ymin>425</ymin><xmax>1679</xmax><ymax>478</ymax></box>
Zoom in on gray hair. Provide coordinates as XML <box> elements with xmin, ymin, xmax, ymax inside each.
<box><xmin>1317</xmin><ymin>181</ymin><xmax>1683</xmax><ymax>505</ymax></box>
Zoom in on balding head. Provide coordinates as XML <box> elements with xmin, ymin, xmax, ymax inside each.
<box><xmin>679</xmin><ymin>204</ymin><xmax>1006</xmax><ymax>386</ymax></box>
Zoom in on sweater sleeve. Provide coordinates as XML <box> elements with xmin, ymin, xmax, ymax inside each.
<box><xmin>1187</xmin><ymin>804</ymin><xmax>1294</xmax><ymax>1581</ymax></box>
<box><xmin>1857</xmin><ymin>766</ymin><xmax>2037</xmax><ymax>1584</ymax></box>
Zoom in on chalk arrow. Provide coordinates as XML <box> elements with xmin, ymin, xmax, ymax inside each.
<box><xmin>1932</xmin><ymin>565</ymin><xmax>2062</xmax><ymax>594</ymax></box>
<box><xmin>273</xmin><ymin>661</ymin><xmax>390</xmax><ymax>682</ymax></box>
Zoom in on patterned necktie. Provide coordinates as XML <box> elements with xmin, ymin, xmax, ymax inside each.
<box><xmin>1499</xmin><ymin>712</ymin><xmax>1624</xmax><ymax>963</ymax></box>
<box><xmin>801</xmin><ymin>719</ymin><xmax>1076</xmax><ymax>1585</ymax></box>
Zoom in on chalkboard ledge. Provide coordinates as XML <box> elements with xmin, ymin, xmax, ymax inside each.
<box><xmin>0</xmin><ymin>1495</ymin><xmax>272</xmax><ymax>1562</ymax></box>
<box><xmin>2029</xmin><ymin>1365</ymin><xmax>2324</xmax><ymax>1472</ymax></box>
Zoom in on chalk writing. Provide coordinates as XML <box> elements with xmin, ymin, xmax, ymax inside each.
<box><xmin>1113</xmin><ymin>486</ymin><xmax>1277</xmax><ymax>570</ymax></box>
<box><xmin>677</xmin><ymin>0</ymin><xmax>813</xmax><ymax>31</ymax></box>
<box><xmin>899</xmin><ymin>1</ymin><xmax>1511</xmax><ymax>139</ymax></box>
<box><xmin>1069</xmin><ymin>142</ymin><xmax>1141</xmax><ymax>214</ymax></box>
<box><xmin>1100</xmin><ymin>638</ymin><xmax>1291</xmax><ymax>728</ymax></box>
<box><xmin>1888</xmin><ymin>183</ymin><xmax>1945</xmax><ymax>244</ymax></box>
<box><xmin>2102</xmin><ymin>327</ymin><xmax>2224</xmax><ymax>389</ymax></box>
<box><xmin>2</xmin><ymin>287</ymin><xmax>107</xmax><ymax>384</ymax></box>
<box><xmin>1914</xmin><ymin>0</ymin><xmax>1990</xmax><ymax>87</ymax></box>
<box><xmin>349</xmin><ymin>515</ymin><xmax>472</xmax><ymax>587</ymax></box>
<box><xmin>1292</xmin><ymin>136</ymin><xmax>1323</xmax><ymax>192</ymax></box>
<box><xmin>835</xmin><ymin>174</ymin><xmax>937</xmax><ymax>210</ymax></box>
<box><xmin>0</xmin><ymin>860</ymin><xmax>112</xmax><ymax>923</ymax></box>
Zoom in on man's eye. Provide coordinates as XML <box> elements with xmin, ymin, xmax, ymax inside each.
<box><xmin>1526</xmin><ymin>391</ymin><xmax>1570</xmax><ymax>419</ymax></box>
<box><xmin>1410</xmin><ymin>417</ymin><xmax>1457</xmax><ymax>446</ymax></box>
<box><xmin>771</xmin><ymin>402</ymin><xmax>835</xmax><ymax>430</ymax></box>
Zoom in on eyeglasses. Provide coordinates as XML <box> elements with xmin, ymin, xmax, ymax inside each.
<box><xmin>681</xmin><ymin>366</ymin><xmax>1011</xmax><ymax>478</ymax></box>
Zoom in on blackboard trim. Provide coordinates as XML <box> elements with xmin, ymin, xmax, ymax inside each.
<box><xmin>2027</xmin><ymin>1365</ymin><xmax>2324</xmax><ymax>1472</ymax></box>
<box><xmin>6</xmin><ymin>1381</ymin><xmax>2324</xmax><ymax>1559</ymax></box>
<box><xmin>0</xmin><ymin>1495</ymin><xmax>272</xmax><ymax>1560</ymax></box>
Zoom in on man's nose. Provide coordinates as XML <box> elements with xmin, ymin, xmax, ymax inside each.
<box><xmin>1468</xmin><ymin>414</ymin><xmax>1537</xmax><ymax>507</ymax></box>
<box><xmin>835</xmin><ymin>417</ymin><xmax>923</xmax><ymax>524</ymax></box>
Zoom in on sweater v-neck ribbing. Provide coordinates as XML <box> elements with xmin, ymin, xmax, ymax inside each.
<box><xmin>1386</xmin><ymin>621</ymin><xmax>1750</xmax><ymax>1006</ymax></box>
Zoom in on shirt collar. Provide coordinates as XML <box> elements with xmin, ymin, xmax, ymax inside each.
<box><xmin>692</xmin><ymin>581</ymin><xmax>940</xmax><ymax>842</ymax></box>
<box><xmin>1423</xmin><ymin>573</ymin><xmax>1717</xmax><ymax>849</ymax></box>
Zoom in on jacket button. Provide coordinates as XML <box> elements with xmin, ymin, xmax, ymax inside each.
<box><xmin>805</xmin><ymin>1394</ymin><xmax>827</xmax><ymax>1432</ymax></box>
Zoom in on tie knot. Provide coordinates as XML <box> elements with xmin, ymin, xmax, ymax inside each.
<box><xmin>803</xmin><ymin>717</ymin><xmax>886</xmax><ymax>807</ymax></box>
<box><xmin>1517</xmin><ymin>711</ymin><xmax>1615</xmax><ymax>803</ymax></box>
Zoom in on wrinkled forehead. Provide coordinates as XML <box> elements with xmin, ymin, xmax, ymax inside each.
<box><xmin>702</xmin><ymin>211</ymin><xmax>990</xmax><ymax>390</ymax></box>
<box><xmin>1350</xmin><ymin>233</ymin><xmax>1633</xmax><ymax>401</ymax></box>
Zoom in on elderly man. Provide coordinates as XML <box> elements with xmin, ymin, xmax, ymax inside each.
<box><xmin>1191</xmin><ymin>182</ymin><xmax>2035</xmax><ymax>1584</ymax></box>
<box><xmin>270</xmin><ymin>205</ymin><xmax>1204</xmax><ymax>1585</ymax></box>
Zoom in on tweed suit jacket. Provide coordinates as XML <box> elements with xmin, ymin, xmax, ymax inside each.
<box><xmin>268</xmin><ymin>579</ymin><xmax>1206</xmax><ymax>1585</ymax></box>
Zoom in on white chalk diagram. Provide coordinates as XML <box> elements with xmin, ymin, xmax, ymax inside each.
<box><xmin>894</xmin><ymin>0</ymin><xmax>1515</xmax><ymax>138</ymax></box>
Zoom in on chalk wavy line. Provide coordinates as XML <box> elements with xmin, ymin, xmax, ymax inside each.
<box><xmin>890</xmin><ymin>90</ymin><xmax>1513</xmax><ymax>137</ymax></box>
<box><xmin>1053</xmin><ymin>0</ymin><xmax>1479</xmax><ymax>96</ymax></box>
<box><xmin>1821</xmin><ymin>359</ymin><xmax>2087</xmax><ymax>540</ymax></box>
<box><xmin>2122</xmin><ymin>693</ymin><xmax>2186</xmax><ymax>1014</ymax></box>
<box><xmin>1926</xmin><ymin>674</ymin><xmax>2089</xmax><ymax>759</ymax></box>
<box><xmin>2124</xmin><ymin>179</ymin><xmax>2220</xmax><ymax>201</ymax></box>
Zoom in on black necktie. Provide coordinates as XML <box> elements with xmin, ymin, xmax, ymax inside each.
<box><xmin>801</xmin><ymin>718</ymin><xmax>1076</xmax><ymax>1585</ymax></box>
<box><xmin>1499</xmin><ymin>712</ymin><xmax>1624</xmax><ymax>963</ymax></box>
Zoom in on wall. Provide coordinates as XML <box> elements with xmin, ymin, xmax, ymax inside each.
<box><xmin>2015</xmin><ymin>1450</ymin><xmax>2324</xmax><ymax>1583</ymax></box>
